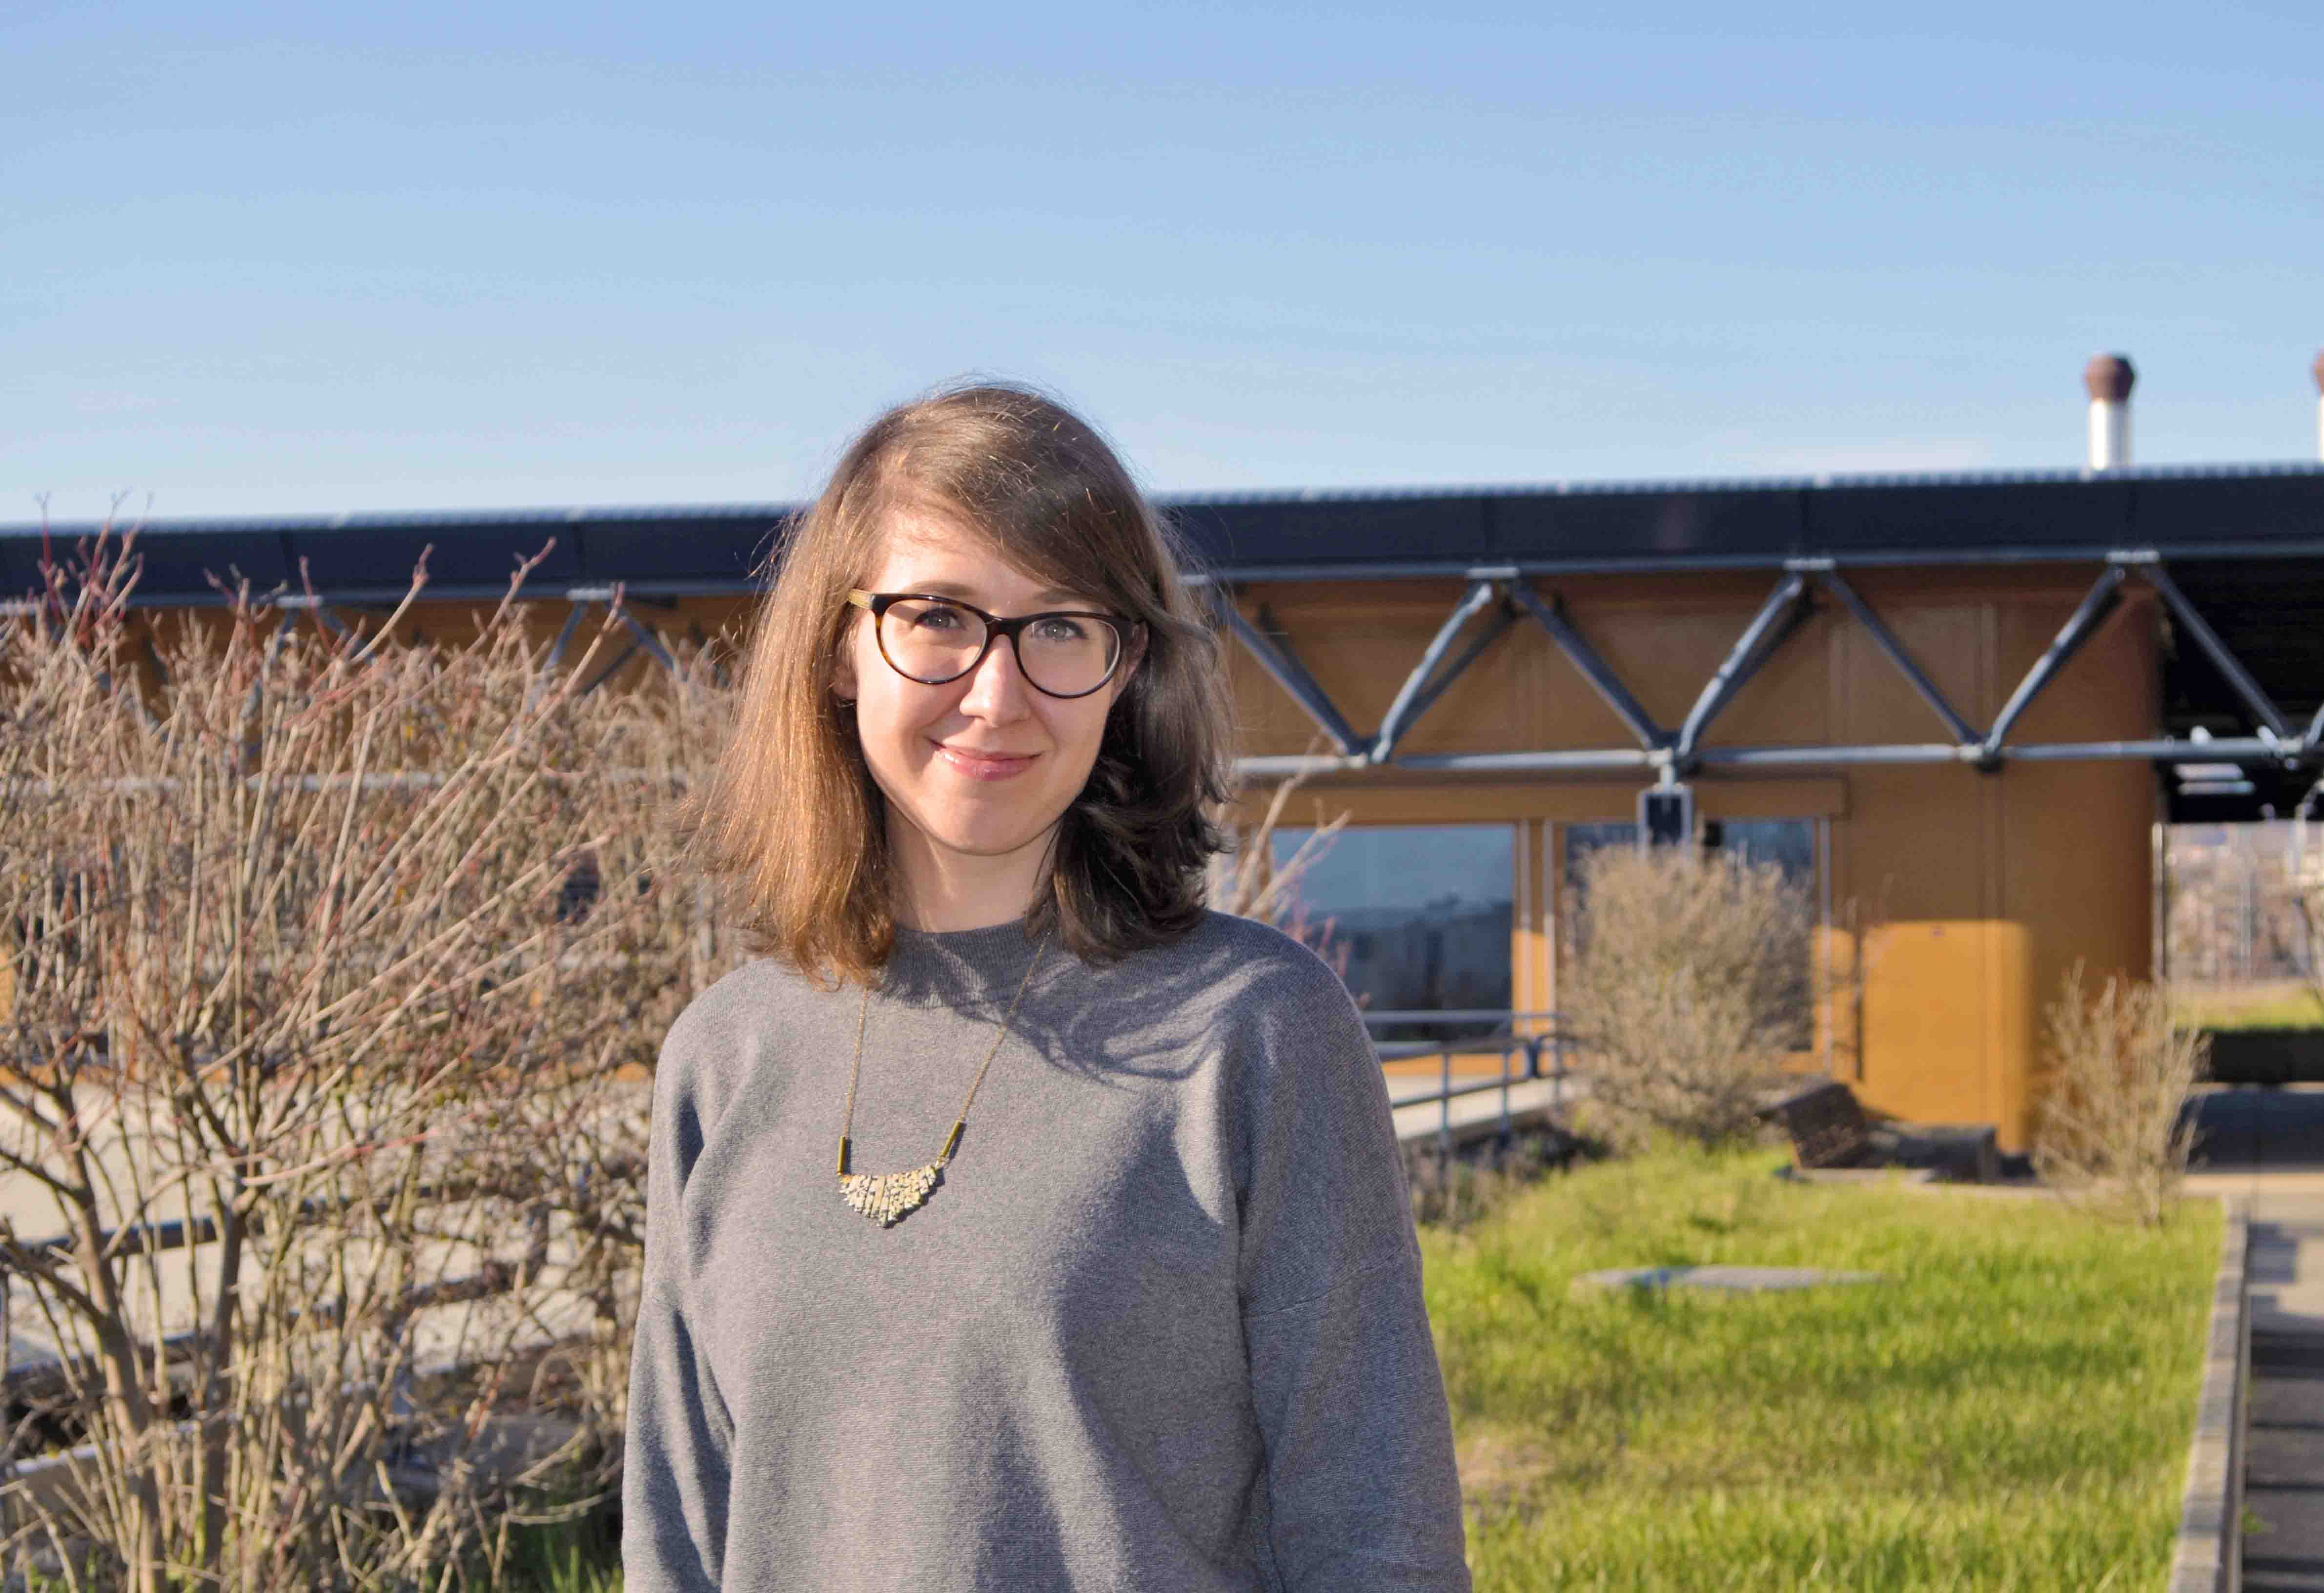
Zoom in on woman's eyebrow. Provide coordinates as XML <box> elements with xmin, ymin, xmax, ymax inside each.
<box><xmin>896</xmin><ymin>578</ymin><xmax>1096</xmax><ymax>607</ymax></box>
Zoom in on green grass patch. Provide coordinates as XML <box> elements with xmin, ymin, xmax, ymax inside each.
<box><xmin>2172</xmin><ymin>979</ymin><xmax>2324</xmax><ymax>1030</ymax></box>
<box><xmin>1424</xmin><ymin>1147</ymin><xmax>2220</xmax><ymax>1592</ymax></box>
<box><xmin>491</xmin><ymin>1511</ymin><xmax>623</xmax><ymax>1592</ymax></box>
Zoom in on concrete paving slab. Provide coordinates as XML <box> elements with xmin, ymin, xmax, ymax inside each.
<box><xmin>2188</xmin><ymin>1088</ymin><xmax>2324</xmax><ymax>1591</ymax></box>
<box><xmin>1571</xmin><ymin>1265</ymin><xmax>1883</xmax><ymax>1296</ymax></box>
<box><xmin>1389</xmin><ymin>1077</ymin><xmax>1569</xmax><ymax>1148</ymax></box>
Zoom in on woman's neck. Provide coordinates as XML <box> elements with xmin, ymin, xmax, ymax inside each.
<box><xmin>887</xmin><ymin>814</ymin><xmax>1055</xmax><ymax>932</ymax></box>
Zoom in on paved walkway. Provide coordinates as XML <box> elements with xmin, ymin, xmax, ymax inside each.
<box><xmin>1386</xmin><ymin>1073</ymin><xmax>1571</xmax><ymax>1150</ymax></box>
<box><xmin>2187</xmin><ymin>1087</ymin><xmax>2324</xmax><ymax>1593</ymax></box>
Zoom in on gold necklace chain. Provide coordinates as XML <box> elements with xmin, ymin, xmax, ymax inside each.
<box><xmin>834</xmin><ymin>934</ymin><xmax>1049</xmax><ymax>1226</ymax></box>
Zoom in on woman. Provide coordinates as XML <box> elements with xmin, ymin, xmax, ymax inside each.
<box><xmin>623</xmin><ymin>383</ymin><xmax>1470</xmax><ymax>1591</ymax></box>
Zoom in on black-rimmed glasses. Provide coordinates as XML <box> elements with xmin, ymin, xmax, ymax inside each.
<box><xmin>846</xmin><ymin>590</ymin><xmax>1137</xmax><ymax>699</ymax></box>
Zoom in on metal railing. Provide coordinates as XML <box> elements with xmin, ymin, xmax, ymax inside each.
<box><xmin>0</xmin><ymin>1188</ymin><xmax>554</xmax><ymax>1415</ymax></box>
<box><xmin>1362</xmin><ymin>1009</ymin><xmax>1568</xmax><ymax>1159</ymax></box>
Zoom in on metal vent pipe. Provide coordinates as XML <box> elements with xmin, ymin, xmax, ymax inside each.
<box><xmin>2312</xmin><ymin>349</ymin><xmax>2324</xmax><ymax>463</ymax></box>
<box><xmin>2085</xmin><ymin>353</ymin><xmax>2135</xmax><ymax>470</ymax></box>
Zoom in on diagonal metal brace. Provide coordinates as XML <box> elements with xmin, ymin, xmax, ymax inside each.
<box><xmin>1210</xmin><ymin>593</ymin><xmax>1367</xmax><ymax>757</ymax></box>
<box><xmin>1676</xmin><ymin>572</ymin><xmax>1811</xmax><ymax>761</ymax></box>
<box><xmin>1396</xmin><ymin>604</ymin><xmax>1517</xmax><ymax>746</ymax></box>
<box><xmin>1507</xmin><ymin>585</ymin><xmax>1669</xmax><ymax>751</ymax></box>
<box><xmin>581</xmin><ymin>640</ymin><xmax>644</xmax><ymax>697</ymax></box>
<box><xmin>544</xmin><ymin>601</ymin><xmax>591</xmax><ymax>675</ymax></box>
<box><xmin>527</xmin><ymin>600</ymin><xmax>595</xmax><ymax>712</ymax></box>
<box><xmin>617</xmin><ymin>610</ymin><xmax>679</xmax><ymax>677</ymax></box>
<box><xmin>1370</xmin><ymin>580</ymin><xmax>1505</xmax><ymax>764</ymax></box>
<box><xmin>1978</xmin><ymin>565</ymin><xmax>2127</xmax><ymax>767</ymax></box>
<box><xmin>2137</xmin><ymin>558</ymin><xmax>2290</xmax><ymax>743</ymax></box>
<box><xmin>274</xmin><ymin>591</ymin><xmax>354</xmax><ymax>638</ymax></box>
<box><xmin>1814</xmin><ymin>569</ymin><xmax>1978</xmax><ymax>747</ymax></box>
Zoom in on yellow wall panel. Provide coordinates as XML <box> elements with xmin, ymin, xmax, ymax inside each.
<box><xmin>1859</xmin><ymin>919</ymin><xmax>2033</xmax><ymax>1144</ymax></box>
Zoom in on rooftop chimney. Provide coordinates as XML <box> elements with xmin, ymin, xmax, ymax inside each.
<box><xmin>2084</xmin><ymin>353</ymin><xmax>2135</xmax><ymax>471</ymax></box>
<box><xmin>2313</xmin><ymin>350</ymin><xmax>2323</xmax><ymax>463</ymax></box>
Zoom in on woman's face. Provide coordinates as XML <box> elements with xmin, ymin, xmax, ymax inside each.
<box><xmin>832</xmin><ymin>507</ymin><xmax>1138</xmax><ymax>896</ymax></box>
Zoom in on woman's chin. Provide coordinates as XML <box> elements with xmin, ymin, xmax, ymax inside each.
<box><xmin>925</xmin><ymin>823</ymin><xmax>1058</xmax><ymax>862</ymax></box>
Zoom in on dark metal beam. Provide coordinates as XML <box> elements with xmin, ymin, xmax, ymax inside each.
<box><xmin>1386</xmin><ymin>607</ymin><xmax>1518</xmax><ymax>758</ymax></box>
<box><xmin>1812</xmin><ymin>568</ymin><xmax>1978</xmax><ymax>746</ymax></box>
<box><xmin>1211</xmin><ymin>595</ymin><xmax>1368</xmax><ymax>758</ymax></box>
<box><xmin>1978</xmin><ymin>566</ymin><xmax>2127</xmax><ymax>766</ymax></box>
<box><xmin>581</xmin><ymin>638</ymin><xmax>644</xmax><ymax>697</ymax></box>
<box><xmin>1506</xmin><ymin>586</ymin><xmax>1668</xmax><ymax>751</ymax></box>
<box><xmin>543</xmin><ymin>602</ymin><xmax>591</xmax><ymax>675</ymax></box>
<box><xmin>1240</xmin><ymin>746</ymin><xmax>1657</xmax><ymax>778</ymax></box>
<box><xmin>2137</xmin><ymin>558</ymin><xmax>2291</xmax><ymax>742</ymax></box>
<box><xmin>2006</xmin><ymin>737</ymin><xmax>2293</xmax><ymax>763</ymax></box>
<box><xmin>1370</xmin><ymin>580</ymin><xmax>1502</xmax><ymax>764</ymax></box>
<box><xmin>139</xmin><ymin>628</ymin><xmax>171</xmax><ymax>691</ymax></box>
<box><xmin>617</xmin><ymin>611</ymin><xmax>680</xmax><ymax>678</ymax></box>
<box><xmin>1675</xmin><ymin>572</ymin><xmax>1811</xmax><ymax>761</ymax></box>
<box><xmin>1234</xmin><ymin>734</ymin><xmax>2315</xmax><ymax>781</ymax></box>
<box><xmin>272</xmin><ymin>591</ymin><xmax>352</xmax><ymax>638</ymax></box>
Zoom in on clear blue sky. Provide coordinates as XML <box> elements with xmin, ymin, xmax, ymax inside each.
<box><xmin>6</xmin><ymin>1</ymin><xmax>2319</xmax><ymax>522</ymax></box>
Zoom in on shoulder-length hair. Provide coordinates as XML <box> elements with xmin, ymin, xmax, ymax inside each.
<box><xmin>681</xmin><ymin>382</ymin><xmax>1236</xmax><ymax>984</ymax></box>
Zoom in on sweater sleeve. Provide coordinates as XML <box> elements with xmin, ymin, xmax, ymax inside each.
<box><xmin>1234</xmin><ymin>943</ymin><xmax>1471</xmax><ymax>1592</ymax></box>
<box><xmin>621</xmin><ymin>1018</ymin><xmax>735</xmax><ymax>1593</ymax></box>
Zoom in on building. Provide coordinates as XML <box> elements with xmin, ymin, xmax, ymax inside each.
<box><xmin>11</xmin><ymin>360</ymin><xmax>2324</xmax><ymax>1147</ymax></box>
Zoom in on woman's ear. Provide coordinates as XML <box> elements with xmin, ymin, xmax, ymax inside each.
<box><xmin>1107</xmin><ymin>625</ymin><xmax>1149</xmax><ymax>714</ymax></box>
<box><xmin>831</xmin><ymin>630</ymin><xmax>859</xmax><ymax>704</ymax></box>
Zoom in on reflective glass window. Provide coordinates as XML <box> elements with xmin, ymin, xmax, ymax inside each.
<box><xmin>1267</xmin><ymin>824</ymin><xmax>1514</xmax><ymax>1041</ymax></box>
<box><xmin>1558</xmin><ymin>816</ymin><xmax>1818</xmax><ymax>1045</ymax></box>
<box><xmin>1706</xmin><ymin>817</ymin><xmax>1815</xmax><ymax>884</ymax></box>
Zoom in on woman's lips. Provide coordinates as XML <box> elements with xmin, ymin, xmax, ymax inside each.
<box><xmin>932</xmin><ymin>742</ymin><xmax>1038</xmax><ymax>781</ymax></box>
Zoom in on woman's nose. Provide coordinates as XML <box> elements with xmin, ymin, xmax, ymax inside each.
<box><xmin>957</xmin><ymin>632</ymin><xmax>1033</xmax><ymax>719</ymax></box>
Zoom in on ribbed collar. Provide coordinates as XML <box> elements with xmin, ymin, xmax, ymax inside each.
<box><xmin>877</xmin><ymin>916</ymin><xmax>1072</xmax><ymax>1011</ymax></box>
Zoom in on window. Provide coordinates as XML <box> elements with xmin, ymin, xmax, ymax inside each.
<box><xmin>1557</xmin><ymin>816</ymin><xmax>1819</xmax><ymax>1048</ymax></box>
<box><xmin>1705</xmin><ymin>818</ymin><xmax>1815</xmax><ymax>885</ymax></box>
<box><xmin>1267</xmin><ymin>824</ymin><xmax>1514</xmax><ymax>1042</ymax></box>
<box><xmin>1563</xmin><ymin>821</ymin><xmax>1638</xmax><ymax>893</ymax></box>
<box><xmin>1563</xmin><ymin>817</ymin><xmax>1816</xmax><ymax>886</ymax></box>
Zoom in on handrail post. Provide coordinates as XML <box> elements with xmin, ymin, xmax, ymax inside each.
<box><xmin>1438</xmin><ymin>1042</ymin><xmax>1452</xmax><ymax>1182</ymax></box>
<box><xmin>1499</xmin><ymin>1040</ymin><xmax>1513</xmax><ymax>1151</ymax></box>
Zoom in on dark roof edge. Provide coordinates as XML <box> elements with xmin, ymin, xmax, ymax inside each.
<box><xmin>7</xmin><ymin>459</ymin><xmax>2324</xmax><ymax>540</ymax></box>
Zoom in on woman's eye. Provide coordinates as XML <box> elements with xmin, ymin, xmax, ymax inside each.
<box><xmin>910</xmin><ymin>606</ymin><xmax>966</xmax><ymax>631</ymax></box>
<box><xmin>1032</xmin><ymin>616</ymin><xmax>1091</xmax><ymax>644</ymax></box>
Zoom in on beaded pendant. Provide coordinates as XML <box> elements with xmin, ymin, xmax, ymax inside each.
<box><xmin>838</xmin><ymin>1162</ymin><xmax>942</xmax><ymax>1226</ymax></box>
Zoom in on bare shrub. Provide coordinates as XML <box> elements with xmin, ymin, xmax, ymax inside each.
<box><xmin>1560</xmin><ymin>842</ymin><xmax>1812</xmax><ymax>1152</ymax></box>
<box><xmin>1406</xmin><ymin>1126</ymin><xmax>1583</xmax><ymax>1231</ymax></box>
<box><xmin>0</xmin><ymin>519</ymin><xmax>738</xmax><ymax>1588</ymax></box>
<box><xmin>2031</xmin><ymin>966</ymin><xmax>2208</xmax><ymax>1226</ymax></box>
<box><xmin>1205</xmin><ymin>769</ymin><xmax>1349</xmax><ymax>960</ymax></box>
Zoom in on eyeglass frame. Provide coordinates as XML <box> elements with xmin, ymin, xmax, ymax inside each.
<box><xmin>844</xmin><ymin>589</ymin><xmax>1142</xmax><ymax>700</ymax></box>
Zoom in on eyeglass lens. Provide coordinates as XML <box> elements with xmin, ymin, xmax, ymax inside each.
<box><xmin>877</xmin><ymin>599</ymin><xmax>1122</xmax><ymax>695</ymax></box>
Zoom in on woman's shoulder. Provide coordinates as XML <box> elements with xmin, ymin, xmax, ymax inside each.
<box><xmin>1121</xmin><ymin>910</ymin><xmax>1362</xmax><ymax>1025</ymax></box>
<box><xmin>1176</xmin><ymin>907</ymin><xmax>1338</xmax><ymax>968</ymax></box>
<box><xmin>655</xmin><ymin>954</ymin><xmax>830</xmax><ymax>1085</ymax></box>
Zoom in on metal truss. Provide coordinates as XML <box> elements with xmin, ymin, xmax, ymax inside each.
<box><xmin>264</xmin><ymin>587</ymin><xmax>685</xmax><ymax>700</ymax></box>
<box><xmin>1221</xmin><ymin>553</ymin><xmax>2321</xmax><ymax>783</ymax></box>
<box><xmin>36</xmin><ymin>556</ymin><xmax>2312</xmax><ymax>786</ymax></box>
<box><xmin>4</xmin><ymin>582</ymin><xmax>693</xmax><ymax>702</ymax></box>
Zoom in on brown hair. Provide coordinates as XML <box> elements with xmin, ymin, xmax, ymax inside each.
<box><xmin>681</xmin><ymin>382</ymin><xmax>1236</xmax><ymax>983</ymax></box>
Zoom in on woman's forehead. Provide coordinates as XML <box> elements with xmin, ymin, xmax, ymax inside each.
<box><xmin>864</xmin><ymin>509</ymin><xmax>1104</xmax><ymax>607</ymax></box>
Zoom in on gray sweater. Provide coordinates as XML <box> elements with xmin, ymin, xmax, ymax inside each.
<box><xmin>621</xmin><ymin>910</ymin><xmax>1470</xmax><ymax>1591</ymax></box>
